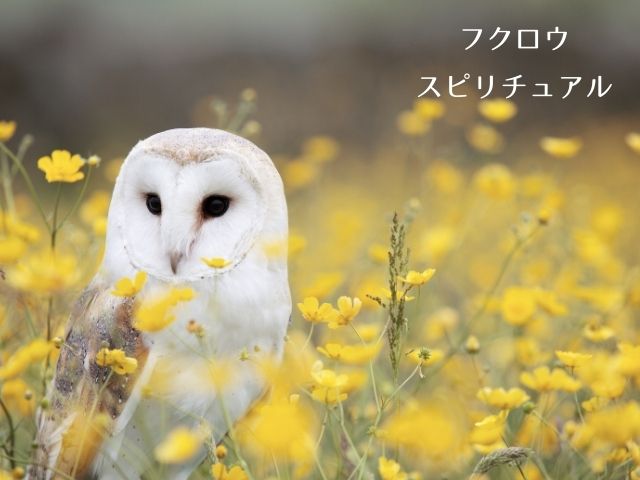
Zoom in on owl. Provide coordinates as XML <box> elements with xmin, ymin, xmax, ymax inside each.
<box><xmin>30</xmin><ymin>129</ymin><xmax>291</xmax><ymax>479</ymax></box>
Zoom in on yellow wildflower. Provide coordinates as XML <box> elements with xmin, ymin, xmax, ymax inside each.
<box><xmin>501</xmin><ymin>286</ymin><xmax>537</xmax><ymax>326</ymax></box>
<box><xmin>0</xmin><ymin>236</ymin><xmax>27</xmax><ymax>264</ymax></box>
<box><xmin>0</xmin><ymin>339</ymin><xmax>53</xmax><ymax>380</ymax></box>
<box><xmin>413</xmin><ymin>98</ymin><xmax>445</xmax><ymax>120</ymax></box>
<box><xmin>625</xmin><ymin>132</ymin><xmax>640</xmax><ymax>154</ymax></box>
<box><xmin>296</xmin><ymin>297</ymin><xmax>335</xmax><ymax>323</ymax></box>
<box><xmin>378</xmin><ymin>456</ymin><xmax>408</xmax><ymax>480</ymax></box>
<box><xmin>520</xmin><ymin>366</ymin><xmax>581</xmax><ymax>392</ymax></box>
<box><xmin>327</xmin><ymin>296</ymin><xmax>362</xmax><ymax>328</ymax></box>
<box><xmin>235</xmin><ymin>394</ymin><xmax>315</xmax><ymax>465</ymax></box>
<box><xmin>398</xmin><ymin>268</ymin><xmax>436</xmax><ymax>286</ymax></box>
<box><xmin>211</xmin><ymin>463</ymin><xmax>249</xmax><ymax>480</ymax></box>
<box><xmin>478</xmin><ymin>98</ymin><xmax>517</xmax><ymax>123</ymax></box>
<box><xmin>0</xmin><ymin>121</ymin><xmax>17</xmax><ymax>142</ymax></box>
<box><xmin>536</xmin><ymin>290</ymin><xmax>568</xmax><ymax>316</ymax></box>
<box><xmin>111</xmin><ymin>271</ymin><xmax>147</xmax><ymax>297</ymax></box>
<box><xmin>154</xmin><ymin>426</ymin><xmax>203</xmax><ymax>464</ymax></box>
<box><xmin>37</xmin><ymin>149</ymin><xmax>85</xmax><ymax>183</ymax></box>
<box><xmin>467</xmin><ymin>124</ymin><xmax>504</xmax><ymax>154</ymax></box>
<box><xmin>1</xmin><ymin>378</ymin><xmax>35</xmax><ymax>416</ymax></box>
<box><xmin>555</xmin><ymin>350</ymin><xmax>592</xmax><ymax>369</ymax></box>
<box><xmin>302</xmin><ymin>135</ymin><xmax>339</xmax><ymax>163</ymax></box>
<box><xmin>7</xmin><ymin>249</ymin><xmax>78</xmax><ymax>294</ymax></box>
<box><xmin>368</xmin><ymin>243</ymin><xmax>389</xmax><ymax>264</ymax></box>
<box><xmin>469</xmin><ymin>410</ymin><xmax>508</xmax><ymax>453</ymax></box>
<box><xmin>283</xmin><ymin>159</ymin><xmax>318</xmax><ymax>190</ymax></box>
<box><xmin>310</xmin><ymin>362</ymin><xmax>348</xmax><ymax>404</ymax></box>
<box><xmin>473</xmin><ymin>163</ymin><xmax>516</xmax><ymax>200</ymax></box>
<box><xmin>202</xmin><ymin>257</ymin><xmax>231</xmax><ymax>268</ymax></box>
<box><xmin>317</xmin><ymin>342</ymin><xmax>381</xmax><ymax>365</ymax></box>
<box><xmin>465</xmin><ymin>335</ymin><xmax>480</xmax><ymax>354</ymax></box>
<box><xmin>95</xmin><ymin>348</ymin><xmax>138</xmax><ymax>375</ymax></box>
<box><xmin>540</xmin><ymin>137</ymin><xmax>582</xmax><ymax>158</ymax></box>
<box><xmin>406</xmin><ymin>347</ymin><xmax>443</xmax><ymax>366</ymax></box>
<box><xmin>583</xmin><ymin>322</ymin><xmax>615</xmax><ymax>342</ymax></box>
<box><xmin>581</xmin><ymin>396</ymin><xmax>610</xmax><ymax>413</ymax></box>
<box><xmin>425</xmin><ymin>160</ymin><xmax>463</xmax><ymax>194</ymax></box>
<box><xmin>397</xmin><ymin>110</ymin><xmax>430</xmax><ymax>136</ymax></box>
<box><xmin>134</xmin><ymin>287</ymin><xmax>196</xmax><ymax>332</ymax></box>
<box><xmin>477</xmin><ymin>387</ymin><xmax>530</xmax><ymax>410</ymax></box>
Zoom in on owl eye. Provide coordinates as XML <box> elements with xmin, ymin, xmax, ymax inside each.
<box><xmin>202</xmin><ymin>195</ymin><xmax>230</xmax><ymax>218</ymax></box>
<box><xmin>146</xmin><ymin>193</ymin><xmax>162</xmax><ymax>215</ymax></box>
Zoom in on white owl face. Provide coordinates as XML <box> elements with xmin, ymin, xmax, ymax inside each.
<box><xmin>104</xmin><ymin>129</ymin><xmax>287</xmax><ymax>283</ymax></box>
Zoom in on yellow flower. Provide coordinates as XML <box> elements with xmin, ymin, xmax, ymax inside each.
<box><xmin>134</xmin><ymin>287</ymin><xmax>196</xmax><ymax>332</ymax></box>
<box><xmin>425</xmin><ymin>160</ymin><xmax>463</xmax><ymax>194</ymax></box>
<box><xmin>1</xmin><ymin>378</ymin><xmax>35</xmax><ymax>416</ymax></box>
<box><xmin>469</xmin><ymin>410</ymin><xmax>508</xmax><ymax>453</ymax></box>
<box><xmin>540</xmin><ymin>137</ymin><xmax>582</xmax><ymax>158</ymax></box>
<box><xmin>398</xmin><ymin>268</ymin><xmax>436</xmax><ymax>286</ymax></box>
<box><xmin>397</xmin><ymin>110</ymin><xmax>430</xmax><ymax>136</ymax></box>
<box><xmin>296</xmin><ymin>297</ymin><xmax>335</xmax><ymax>324</ymax></box>
<box><xmin>467</xmin><ymin>124</ymin><xmax>504</xmax><ymax>154</ymax></box>
<box><xmin>310</xmin><ymin>362</ymin><xmax>349</xmax><ymax>404</ymax></box>
<box><xmin>7</xmin><ymin>249</ymin><xmax>78</xmax><ymax>294</ymax></box>
<box><xmin>501</xmin><ymin>287</ymin><xmax>537</xmax><ymax>326</ymax></box>
<box><xmin>235</xmin><ymin>394</ymin><xmax>316</xmax><ymax>465</ymax></box>
<box><xmin>520</xmin><ymin>366</ymin><xmax>581</xmax><ymax>392</ymax></box>
<box><xmin>473</xmin><ymin>163</ymin><xmax>516</xmax><ymax>200</ymax></box>
<box><xmin>95</xmin><ymin>348</ymin><xmax>138</xmax><ymax>375</ymax></box>
<box><xmin>413</xmin><ymin>98</ymin><xmax>445</xmax><ymax>120</ymax></box>
<box><xmin>327</xmin><ymin>296</ymin><xmax>362</xmax><ymax>328</ymax></box>
<box><xmin>555</xmin><ymin>350</ymin><xmax>592</xmax><ymax>369</ymax></box>
<box><xmin>202</xmin><ymin>257</ymin><xmax>231</xmax><ymax>268</ymax></box>
<box><xmin>478</xmin><ymin>99</ymin><xmax>518</xmax><ymax>123</ymax></box>
<box><xmin>368</xmin><ymin>243</ymin><xmax>389</xmax><ymax>264</ymax></box>
<box><xmin>0</xmin><ymin>121</ymin><xmax>17</xmax><ymax>142</ymax></box>
<box><xmin>0</xmin><ymin>339</ymin><xmax>53</xmax><ymax>380</ymax></box>
<box><xmin>111</xmin><ymin>271</ymin><xmax>147</xmax><ymax>297</ymax></box>
<box><xmin>211</xmin><ymin>463</ymin><xmax>249</xmax><ymax>480</ymax></box>
<box><xmin>625</xmin><ymin>132</ymin><xmax>640</xmax><ymax>154</ymax></box>
<box><xmin>581</xmin><ymin>396</ymin><xmax>610</xmax><ymax>413</ymax></box>
<box><xmin>378</xmin><ymin>456</ymin><xmax>408</xmax><ymax>480</ymax></box>
<box><xmin>406</xmin><ymin>347</ymin><xmax>443</xmax><ymax>366</ymax></box>
<box><xmin>535</xmin><ymin>290</ymin><xmax>568</xmax><ymax>316</ymax></box>
<box><xmin>317</xmin><ymin>342</ymin><xmax>382</xmax><ymax>365</ymax></box>
<box><xmin>583</xmin><ymin>322</ymin><xmax>615</xmax><ymax>342</ymax></box>
<box><xmin>0</xmin><ymin>236</ymin><xmax>27</xmax><ymax>264</ymax></box>
<box><xmin>465</xmin><ymin>335</ymin><xmax>480</xmax><ymax>354</ymax></box>
<box><xmin>37</xmin><ymin>149</ymin><xmax>85</xmax><ymax>183</ymax></box>
<box><xmin>302</xmin><ymin>135</ymin><xmax>339</xmax><ymax>163</ymax></box>
<box><xmin>80</xmin><ymin>190</ymin><xmax>111</xmax><ymax>225</ymax></box>
<box><xmin>283</xmin><ymin>159</ymin><xmax>318</xmax><ymax>190</ymax></box>
<box><xmin>154</xmin><ymin>426</ymin><xmax>203</xmax><ymax>464</ymax></box>
<box><xmin>477</xmin><ymin>387</ymin><xmax>530</xmax><ymax>410</ymax></box>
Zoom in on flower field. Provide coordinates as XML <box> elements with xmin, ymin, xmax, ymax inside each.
<box><xmin>1</xmin><ymin>93</ymin><xmax>640</xmax><ymax>479</ymax></box>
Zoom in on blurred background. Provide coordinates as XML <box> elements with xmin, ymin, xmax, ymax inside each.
<box><xmin>1</xmin><ymin>0</ymin><xmax>639</xmax><ymax>160</ymax></box>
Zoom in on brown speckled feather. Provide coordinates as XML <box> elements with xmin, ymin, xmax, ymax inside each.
<box><xmin>30</xmin><ymin>283</ymin><xmax>148</xmax><ymax>480</ymax></box>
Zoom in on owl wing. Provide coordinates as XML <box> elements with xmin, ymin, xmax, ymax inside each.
<box><xmin>30</xmin><ymin>281</ymin><xmax>149</xmax><ymax>480</ymax></box>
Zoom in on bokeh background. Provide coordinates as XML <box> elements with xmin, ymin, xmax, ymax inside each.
<box><xmin>1</xmin><ymin>0</ymin><xmax>639</xmax><ymax>158</ymax></box>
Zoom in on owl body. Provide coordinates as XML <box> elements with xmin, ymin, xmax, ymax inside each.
<box><xmin>31</xmin><ymin>129</ymin><xmax>291</xmax><ymax>480</ymax></box>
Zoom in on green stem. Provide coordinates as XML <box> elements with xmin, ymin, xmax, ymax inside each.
<box><xmin>0</xmin><ymin>142</ymin><xmax>50</xmax><ymax>232</ymax></box>
<box><xmin>57</xmin><ymin>166</ymin><xmax>92</xmax><ymax>232</ymax></box>
<box><xmin>50</xmin><ymin>183</ymin><xmax>62</xmax><ymax>249</ymax></box>
<box><xmin>0</xmin><ymin>398</ymin><xmax>16</xmax><ymax>469</ymax></box>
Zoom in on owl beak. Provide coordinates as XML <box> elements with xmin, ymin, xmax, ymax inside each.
<box><xmin>169</xmin><ymin>251</ymin><xmax>183</xmax><ymax>275</ymax></box>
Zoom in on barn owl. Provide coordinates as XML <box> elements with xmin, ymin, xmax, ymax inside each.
<box><xmin>30</xmin><ymin>128</ymin><xmax>291</xmax><ymax>479</ymax></box>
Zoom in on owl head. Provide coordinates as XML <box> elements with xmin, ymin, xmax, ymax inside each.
<box><xmin>103</xmin><ymin>128</ymin><xmax>288</xmax><ymax>283</ymax></box>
